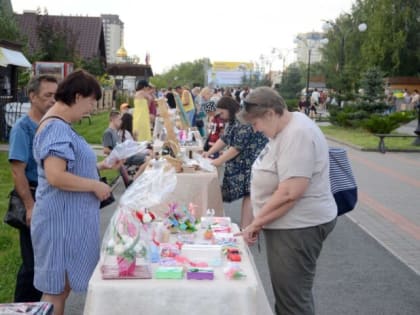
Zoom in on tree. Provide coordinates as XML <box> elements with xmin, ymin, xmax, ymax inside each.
<box><xmin>76</xmin><ymin>57</ymin><xmax>105</xmax><ymax>76</ymax></box>
<box><xmin>321</xmin><ymin>0</ymin><xmax>420</xmax><ymax>95</ymax></box>
<box><xmin>359</xmin><ymin>66</ymin><xmax>386</xmax><ymax>104</ymax></box>
<box><xmin>277</xmin><ymin>64</ymin><xmax>303</xmax><ymax>99</ymax></box>
<box><xmin>356</xmin><ymin>0</ymin><xmax>419</xmax><ymax>76</ymax></box>
<box><xmin>0</xmin><ymin>3</ymin><xmax>22</xmax><ymax>41</ymax></box>
<box><xmin>35</xmin><ymin>12</ymin><xmax>78</xmax><ymax>62</ymax></box>
<box><xmin>150</xmin><ymin>58</ymin><xmax>209</xmax><ymax>89</ymax></box>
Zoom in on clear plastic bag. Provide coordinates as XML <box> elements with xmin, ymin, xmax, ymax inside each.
<box><xmin>193</xmin><ymin>152</ymin><xmax>216</xmax><ymax>172</ymax></box>
<box><xmin>104</xmin><ymin>140</ymin><xmax>149</xmax><ymax>167</ymax></box>
<box><xmin>101</xmin><ymin>161</ymin><xmax>177</xmax><ymax>278</ymax></box>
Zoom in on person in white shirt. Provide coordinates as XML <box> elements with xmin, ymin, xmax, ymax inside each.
<box><xmin>240</xmin><ymin>87</ymin><xmax>337</xmax><ymax>315</ymax></box>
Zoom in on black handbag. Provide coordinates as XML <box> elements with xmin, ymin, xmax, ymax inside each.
<box><xmin>195</xmin><ymin>119</ymin><xmax>204</xmax><ymax>128</ymax></box>
<box><xmin>99</xmin><ymin>177</ymin><xmax>115</xmax><ymax>209</ymax></box>
<box><xmin>4</xmin><ymin>188</ymin><xmax>36</xmax><ymax>229</ymax></box>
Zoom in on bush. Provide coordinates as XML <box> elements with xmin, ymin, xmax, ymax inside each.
<box><xmin>363</xmin><ymin>115</ymin><xmax>399</xmax><ymax>134</ymax></box>
<box><xmin>388</xmin><ymin>111</ymin><xmax>416</xmax><ymax>124</ymax></box>
<box><xmin>284</xmin><ymin>98</ymin><xmax>298</xmax><ymax>112</ymax></box>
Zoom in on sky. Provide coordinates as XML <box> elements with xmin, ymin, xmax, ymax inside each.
<box><xmin>11</xmin><ymin>0</ymin><xmax>356</xmax><ymax>74</ymax></box>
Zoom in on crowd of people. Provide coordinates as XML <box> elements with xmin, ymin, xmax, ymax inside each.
<box><xmin>19</xmin><ymin>71</ymin><xmax>420</xmax><ymax>315</ymax></box>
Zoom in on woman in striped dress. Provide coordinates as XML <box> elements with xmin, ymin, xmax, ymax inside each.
<box><xmin>31</xmin><ymin>70</ymin><xmax>120</xmax><ymax>315</ymax></box>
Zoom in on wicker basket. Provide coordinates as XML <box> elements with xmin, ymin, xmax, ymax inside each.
<box><xmin>162</xmin><ymin>140</ymin><xmax>180</xmax><ymax>158</ymax></box>
<box><xmin>163</xmin><ymin>155</ymin><xmax>183</xmax><ymax>173</ymax></box>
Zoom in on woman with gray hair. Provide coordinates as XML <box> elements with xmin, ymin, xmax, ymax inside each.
<box><xmin>239</xmin><ymin>87</ymin><xmax>337</xmax><ymax>315</ymax></box>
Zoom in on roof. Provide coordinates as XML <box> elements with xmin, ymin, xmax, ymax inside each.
<box><xmin>106</xmin><ymin>63</ymin><xmax>153</xmax><ymax>77</ymax></box>
<box><xmin>385</xmin><ymin>77</ymin><xmax>420</xmax><ymax>85</ymax></box>
<box><xmin>15</xmin><ymin>12</ymin><xmax>106</xmax><ymax>61</ymax></box>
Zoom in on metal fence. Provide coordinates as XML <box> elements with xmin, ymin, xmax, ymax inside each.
<box><xmin>0</xmin><ymin>94</ymin><xmax>32</xmax><ymax>141</ymax></box>
<box><xmin>0</xmin><ymin>88</ymin><xmax>114</xmax><ymax>141</ymax></box>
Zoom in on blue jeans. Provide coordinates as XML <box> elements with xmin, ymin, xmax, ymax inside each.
<box><xmin>186</xmin><ymin>110</ymin><xmax>195</xmax><ymax>126</ymax></box>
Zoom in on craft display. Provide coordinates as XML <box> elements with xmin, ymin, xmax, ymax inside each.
<box><xmin>102</xmin><ymin>165</ymin><xmax>245</xmax><ymax>282</ymax></box>
<box><xmin>163</xmin><ymin>203</ymin><xmax>199</xmax><ymax>233</ymax></box>
<box><xmin>182</xmin><ymin>244</ymin><xmax>223</xmax><ymax>266</ymax></box>
<box><xmin>224</xmin><ymin>262</ymin><xmax>246</xmax><ymax>280</ymax></box>
<box><xmin>101</xmin><ymin>161</ymin><xmax>177</xmax><ymax>279</ymax></box>
<box><xmin>155</xmin><ymin>266</ymin><xmax>184</xmax><ymax>279</ymax></box>
<box><xmin>186</xmin><ymin>267</ymin><xmax>214</xmax><ymax>280</ymax></box>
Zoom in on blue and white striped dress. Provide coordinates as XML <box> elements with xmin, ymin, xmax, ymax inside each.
<box><xmin>31</xmin><ymin>119</ymin><xmax>100</xmax><ymax>294</ymax></box>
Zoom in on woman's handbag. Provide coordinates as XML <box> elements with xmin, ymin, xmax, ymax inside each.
<box><xmin>99</xmin><ymin>176</ymin><xmax>115</xmax><ymax>209</ymax></box>
<box><xmin>4</xmin><ymin>188</ymin><xmax>36</xmax><ymax>229</ymax></box>
<box><xmin>329</xmin><ymin>147</ymin><xmax>358</xmax><ymax>216</ymax></box>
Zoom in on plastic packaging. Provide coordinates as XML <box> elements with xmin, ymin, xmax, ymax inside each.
<box><xmin>101</xmin><ymin>161</ymin><xmax>177</xmax><ymax>278</ymax></box>
<box><xmin>104</xmin><ymin>140</ymin><xmax>149</xmax><ymax>167</ymax></box>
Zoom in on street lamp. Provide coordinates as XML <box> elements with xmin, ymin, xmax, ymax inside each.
<box><xmin>413</xmin><ymin>103</ymin><xmax>420</xmax><ymax>146</ymax></box>
<box><xmin>295</xmin><ymin>33</ymin><xmax>328</xmax><ymax>105</ymax></box>
<box><xmin>322</xmin><ymin>19</ymin><xmax>367</xmax><ymax>103</ymax></box>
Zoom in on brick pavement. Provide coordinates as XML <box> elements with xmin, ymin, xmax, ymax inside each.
<box><xmin>329</xmin><ymin>141</ymin><xmax>420</xmax><ymax>275</ymax></box>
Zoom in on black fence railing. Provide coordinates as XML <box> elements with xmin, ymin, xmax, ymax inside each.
<box><xmin>0</xmin><ymin>95</ymin><xmax>30</xmax><ymax>141</ymax></box>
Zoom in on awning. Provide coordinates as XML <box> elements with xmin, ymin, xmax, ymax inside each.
<box><xmin>0</xmin><ymin>47</ymin><xmax>32</xmax><ymax>68</ymax></box>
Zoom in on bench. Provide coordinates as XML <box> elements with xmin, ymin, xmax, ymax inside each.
<box><xmin>79</xmin><ymin>114</ymin><xmax>92</xmax><ymax>125</ymax></box>
<box><xmin>374</xmin><ymin>134</ymin><xmax>417</xmax><ymax>153</ymax></box>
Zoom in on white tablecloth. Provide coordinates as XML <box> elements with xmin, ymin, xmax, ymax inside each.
<box><xmin>83</xmin><ymin>225</ymin><xmax>273</xmax><ymax>315</ymax></box>
<box><xmin>150</xmin><ymin>169</ymin><xmax>224</xmax><ymax>218</ymax></box>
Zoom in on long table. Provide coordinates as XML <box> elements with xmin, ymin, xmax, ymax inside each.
<box><xmin>83</xmin><ymin>225</ymin><xmax>274</xmax><ymax>315</ymax></box>
<box><xmin>150</xmin><ymin>169</ymin><xmax>224</xmax><ymax>218</ymax></box>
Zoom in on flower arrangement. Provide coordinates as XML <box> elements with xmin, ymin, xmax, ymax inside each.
<box><xmin>104</xmin><ymin>207</ymin><xmax>156</xmax><ymax>276</ymax></box>
<box><xmin>163</xmin><ymin>203</ymin><xmax>199</xmax><ymax>233</ymax></box>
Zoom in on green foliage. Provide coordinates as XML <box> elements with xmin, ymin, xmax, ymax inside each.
<box><xmin>363</xmin><ymin>114</ymin><xmax>399</xmax><ymax>133</ymax></box>
<box><xmin>153</xmin><ymin>58</ymin><xmax>209</xmax><ymax>88</ymax></box>
<box><xmin>320</xmin><ymin>125</ymin><xmax>420</xmax><ymax>151</ymax></box>
<box><xmin>0</xmin><ymin>152</ymin><xmax>20</xmax><ymax>302</ymax></box>
<box><xmin>359</xmin><ymin>66</ymin><xmax>385</xmax><ymax>103</ymax></box>
<box><xmin>388</xmin><ymin>111</ymin><xmax>416</xmax><ymax>124</ymax></box>
<box><xmin>72</xmin><ymin>111</ymin><xmax>109</xmax><ymax>144</ymax></box>
<box><xmin>277</xmin><ymin>64</ymin><xmax>303</xmax><ymax>99</ymax></box>
<box><xmin>76</xmin><ymin>57</ymin><xmax>106</xmax><ymax>77</ymax></box>
<box><xmin>97</xmin><ymin>74</ymin><xmax>114</xmax><ymax>88</ymax></box>
<box><xmin>285</xmin><ymin>99</ymin><xmax>299</xmax><ymax>112</ymax></box>
<box><xmin>363</xmin><ymin>110</ymin><xmax>416</xmax><ymax>134</ymax></box>
<box><xmin>0</xmin><ymin>5</ymin><xmax>21</xmax><ymax>42</ymax></box>
<box><xmin>320</xmin><ymin>0</ymin><xmax>420</xmax><ymax>95</ymax></box>
<box><xmin>35</xmin><ymin>13</ymin><xmax>78</xmax><ymax>62</ymax></box>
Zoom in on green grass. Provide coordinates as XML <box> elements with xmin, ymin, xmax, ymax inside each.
<box><xmin>320</xmin><ymin>125</ymin><xmax>420</xmax><ymax>151</ymax></box>
<box><xmin>72</xmin><ymin>111</ymin><xmax>110</xmax><ymax>144</ymax></box>
<box><xmin>0</xmin><ymin>152</ymin><xmax>20</xmax><ymax>302</ymax></box>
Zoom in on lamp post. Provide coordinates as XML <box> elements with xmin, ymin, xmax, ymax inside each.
<box><xmin>295</xmin><ymin>34</ymin><xmax>327</xmax><ymax>105</ymax></box>
<box><xmin>322</xmin><ymin>20</ymin><xmax>367</xmax><ymax>104</ymax></box>
<box><xmin>413</xmin><ymin>103</ymin><xmax>420</xmax><ymax>146</ymax></box>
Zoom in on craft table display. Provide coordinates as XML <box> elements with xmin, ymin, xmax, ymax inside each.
<box><xmin>150</xmin><ymin>169</ymin><xmax>224</xmax><ymax>218</ymax></box>
<box><xmin>83</xmin><ymin>223</ymin><xmax>273</xmax><ymax>315</ymax></box>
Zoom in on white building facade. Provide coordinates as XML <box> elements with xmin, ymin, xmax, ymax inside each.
<box><xmin>101</xmin><ymin>14</ymin><xmax>124</xmax><ymax>64</ymax></box>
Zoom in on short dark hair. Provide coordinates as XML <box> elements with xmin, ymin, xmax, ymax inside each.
<box><xmin>136</xmin><ymin>80</ymin><xmax>149</xmax><ymax>91</ymax></box>
<box><xmin>216</xmin><ymin>96</ymin><xmax>240</xmax><ymax>122</ymax></box>
<box><xmin>27</xmin><ymin>75</ymin><xmax>58</xmax><ymax>95</ymax></box>
<box><xmin>54</xmin><ymin>70</ymin><xmax>102</xmax><ymax>106</ymax></box>
<box><xmin>109</xmin><ymin>110</ymin><xmax>120</xmax><ymax>121</ymax></box>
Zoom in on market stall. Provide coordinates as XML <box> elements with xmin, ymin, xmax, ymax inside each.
<box><xmin>83</xmin><ymin>161</ymin><xmax>272</xmax><ymax>315</ymax></box>
<box><xmin>83</xmin><ymin>224</ymin><xmax>273</xmax><ymax>315</ymax></box>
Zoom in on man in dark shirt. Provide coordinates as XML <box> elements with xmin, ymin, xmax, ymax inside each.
<box><xmin>8</xmin><ymin>75</ymin><xmax>58</xmax><ymax>302</ymax></box>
